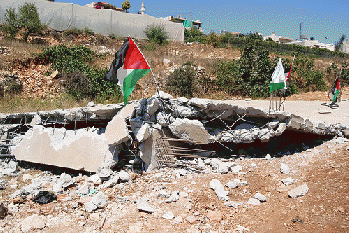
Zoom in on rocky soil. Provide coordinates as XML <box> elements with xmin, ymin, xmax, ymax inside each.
<box><xmin>0</xmin><ymin>137</ymin><xmax>348</xmax><ymax>232</ymax></box>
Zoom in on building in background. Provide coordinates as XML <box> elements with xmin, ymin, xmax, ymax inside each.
<box><xmin>263</xmin><ymin>33</ymin><xmax>294</xmax><ymax>44</ymax></box>
<box><xmin>340</xmin><ymin>40</ymin><xmax>349</xmax><ymax>54</ymax></box>
<box><xmin>263</xmin><ymin>32</ymin><xmax>335</xmax><ymax>51</ymax></box>
<box><xmin>162</xmin><ymin>15</ymin><xmax>203</xmax><ymax>32</ymax></box>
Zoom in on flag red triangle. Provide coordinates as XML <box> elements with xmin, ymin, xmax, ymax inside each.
<box><xmin>123</xmin><ymin>37</ymin><xmax>150</xmax><ymax>69</ymax></box>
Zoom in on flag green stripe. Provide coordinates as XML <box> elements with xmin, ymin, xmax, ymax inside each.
<box><xmin>269</xmin><ymin>82</ymin><xmax>285</xmax><ymax>93</ymax></box>
<box><xmin>332</xmin><ymin>89</ymin><xmax>339</xmax><ymax>101</ymax></box>
<box><xmin>123</xmin><ymin>69</ymin><xmax>150</xmax><ymax>105</ymax></box>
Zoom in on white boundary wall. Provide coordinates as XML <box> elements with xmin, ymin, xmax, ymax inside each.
<box><xmin>0</xmin><ymin>0</ymin><xmax>184</xmax><ymax>41</ymax></box>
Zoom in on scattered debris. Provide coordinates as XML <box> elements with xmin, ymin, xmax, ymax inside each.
<box><xmin>288</xmin><ymin>184</ymin><xmax>309</xmax><ymax>198</ymax></box>
<box><xmin>210</xmin><ymin>179</ymin><xmax>229</xmax><ymax>201</ymax></box>
<box><xmin>32</xmin><ymin>191</ymin><xmax>57</xmax><ymax>205</ymax></box>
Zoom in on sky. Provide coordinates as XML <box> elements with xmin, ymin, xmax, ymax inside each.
<box><xmin>55</xmin><ymin>0</ymin><xmax>349</xmax><ymax>44</ymax></box>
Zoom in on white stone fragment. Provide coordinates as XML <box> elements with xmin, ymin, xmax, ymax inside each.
<box><xmin>280</xmin><ymin>163</ymin><xmax>290</xmax><ymax>174</ymax></box>
<box><xmin>162</xmin><ymin>211</ymin><xmax>175</xmax><ymax>220</ymax></box>
<box><xmin>281</xmin><ymin>177</ymin><xmax>294</xmax><ymax>186</ymax></box>
<box><xmin>210</xmin><ymin>179</ymin><xmax>229</xmax><ymax>201</ymax></box>
<box><xmin>247</xmin><ymin>198</ymin><xmax>260</xmax><ymax>205</ymax></box>
<box><xmin>137</xmin><ymin>198</ymin><xmax>155</xmax><ymax>213</ymax></box>
<box><xmin>254</xmin><ymin>193</ymin><xmax>267</xmax><ymax>202</ymax></box>
<box><xmin>288</xmin><ymin>184</ymin><xmax>309</xmax><ymax>198</ymax></box>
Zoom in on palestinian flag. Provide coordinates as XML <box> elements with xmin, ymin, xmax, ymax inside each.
<box><xmin>270</xmin><ymin>58</ymin><xmax>286</xmax><ymax>93</ymax></box>
<box><xmin>330</xmin><ymin>77</ymin><xmax>340</xmax><ymax>102</ymax></box>
<box><xmin>106</xmin><ymin>37</ymin><xmax>150</xmax><ymax>105</ymax></box>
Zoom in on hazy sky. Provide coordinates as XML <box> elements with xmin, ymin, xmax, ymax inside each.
<box><xmin>56</xmin><ymin>0</ymin><xmax>349</xmax><ymax>44</ymax></box>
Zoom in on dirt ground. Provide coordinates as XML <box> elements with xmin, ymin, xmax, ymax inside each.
<box><xmin>0</xmin><ymin>32</ymin><xmax>349</xmax><ymax>233</ymax></box>
<box><xmin>0</xmin><ymin>137</ymin><xmax>348</xmax><ymax>232</ymax></box>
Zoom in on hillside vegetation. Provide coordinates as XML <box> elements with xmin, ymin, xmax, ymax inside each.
<box><xmin>0</xmin><ymin>4</ymin><xmax>348</xmax><ymax>113</ymax></box>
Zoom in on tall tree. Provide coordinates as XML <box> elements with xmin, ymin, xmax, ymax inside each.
<box><xmin>335</xmin><ymin>34</ymin><xmax>346</xmax><ymax>52</ymax></box>
<box><xmin>122</xmin><ymin>0</ymin><xmax>131</xmax><ymax>13</ymax></box>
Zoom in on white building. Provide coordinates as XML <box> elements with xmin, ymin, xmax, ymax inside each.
<box><xmin>263</xmin><ymin>33</ymin><xmax>335</xmax><ymax>51</ymax></box>
<box><xmin>263</xmin><ymin>33</ymin><xmax>294</xmax><ymax>44</ymax></box>
<box><xmin>340</xmin><ymin>40</ymin><xmax>349</xmax><ymax>53</ymax></box>
<box><xmin>288</xmin><ymin>40</ymin><xmax>335</xmax><ymax>51</ymax></box>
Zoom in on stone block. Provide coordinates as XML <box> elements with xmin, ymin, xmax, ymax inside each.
<box><xmin>105</xmin><ymin>103</ymin><xmax>135</xmax><ymax>145</ymax></box>
<box><xmin>11</xmin><ymin>126</ymin><xmax>113</xmax><ymax>172</ymax></box>
<box><xmin>169</xmin><ymin>118</ymin><xmax>210</xmax><ymax>144</ymax></box>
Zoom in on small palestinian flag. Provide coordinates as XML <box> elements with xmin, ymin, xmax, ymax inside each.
<box><xmin>106</xmin><ymin>37</ymin><xmax>150</xmax><ymax>105</ymax></box>
<box><xmin>330</xmin><ymin>77</ymin><xmax>340</xmax><ymax>102</ymax></box>
<box><xmin>270</xmin><ymin>58</ymin><xmax>286</xmax><ymax>93</ymax></box>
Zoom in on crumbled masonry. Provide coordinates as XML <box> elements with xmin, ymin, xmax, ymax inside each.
<box><xmin>0</xmin><ymin>91</ymin><xmax>348</xmax><ymax>172</ymax></box>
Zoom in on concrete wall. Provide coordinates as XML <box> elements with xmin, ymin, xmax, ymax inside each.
<box><xmin>0</xmin><ymin>0</ymin><xmax>184</xmax><ymax>41</ymax></box>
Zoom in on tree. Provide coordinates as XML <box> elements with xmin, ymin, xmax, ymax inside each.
<box><xmin>335</xmin><ymin>34</ymin><xmax>346</xmax><ymax>52</ymax></box>
<box><xmin>122</xmin><ymin>0</ymin><xmax>131</xmax><ymax>13</ymax></box>
<box><xmin>18</xmin><ymin>3</ymin><xmax>45</xmax><ymax>42</ymax></box>
<box><xmin>144</xmin><ymin>24</ymin><xmax>168</xmax><ymax>45</ymax></box>
<box><xmin>2</xmin><ymin>3</ymin><xmax>45</xmax><ymax>42</ymax></box>
<box><xmin>3</xmin><ymin>7</ymin><xmax>19</xmax><ymax>39</ymax></box>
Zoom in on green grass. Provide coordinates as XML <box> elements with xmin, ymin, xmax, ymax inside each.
<box><xmin>0</xmin><ymin>93</ymin><xmax>123</xmax><ymax>114</ymax></box>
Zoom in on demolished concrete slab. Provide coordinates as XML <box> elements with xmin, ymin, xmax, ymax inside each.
<box><xmin>11</xmin><ymin>125</ymin><xmax>114</xmax><ymax>172</ymax></box>
<box><xmin>169</xmin><ymin>118</ymin><xmax>210</xmax><ymax>144</ymax></box>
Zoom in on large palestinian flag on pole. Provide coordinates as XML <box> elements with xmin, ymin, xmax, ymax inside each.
<box><xmin>106</xmin><ymin>37</ymin><xmax>151</xmax><ymax>105</ymax></box>
<box><xmin>269</xmin><ymin>58</ymin><xmax>286</xmax><ymax>93</ymax></box>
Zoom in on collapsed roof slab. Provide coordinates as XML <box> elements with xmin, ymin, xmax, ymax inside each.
<box><xmin>0</xmin><ymin>103</ymin><xmax>124</xmax><ymax>123</ymax></box>
<box><xmin>10</xmin><ymin>126</ymin><xmax>115</xmax><ymax>172</ymax></box>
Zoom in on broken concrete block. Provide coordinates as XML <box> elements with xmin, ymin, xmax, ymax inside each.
<box><xmin>156</xmin><ymin>112</ymin><xmax>173</xmax><ymax>126</ymax></box>
<box><xmin>136</xmin><ymin>123</ymin><xmax>152</xmax><ymax>143</ymax></box>
<box><xmin>11</xmin><ymin>125</ymin><xmax>113</xmax><ymax>172</ymax></box>
<box><xmin>210</xmin><ymin>179</ymin><xmax>229</xmax><ymax>201</ymax></box>
<box><xmin>105</xmin><ymin>103</ymin><xmax>135</xmax><ymax>146</ymax></box>
<box><xmin>188</xmin><ymin>98</ymin><xmax>211</xmax><ymax>109</ymax></box>
<box><xmin>275</xmin><ymin>123</ymin><xmax>287</xmax><ymax>136</ymax></box>
<box><xmin>146</xmin><ymin>97</ymin><xmax>160</xmax><ymax>116</ymax></box>
<box><xmin>156</xmin><ymin>91</ymin><xmax>173</xmax><ymax>100</ymax></box>
<box><xmin>30</xmin><ymin>114</ymin><xmax>41</xmax><ymax>126</ymax></box>
<box><xmin>137</xmin><ymin>198</ymin><xmax>155</xmax><ymax>213</ymax></box>
<box><xmin>288</xmin><ymin>115</ymin><xmax>304</xmax><ymax>130</ymax></box>
<box><xmin>169</xmin><ymin>118</ymin><xmax>210</xmax><ymax>144</ymax></box>
<box><xmin>139</xmin><ymin>129</ymin><xmax>162</xmax><ymax>171</ymax></box>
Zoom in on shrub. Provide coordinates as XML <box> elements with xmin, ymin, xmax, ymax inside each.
<box><xmin>203</xmin><ymin>32</ymin><xmax>221</xmax><ymax>47</ymax></box>
<box><xmin>214</xmin><ymin>60</ymin><xmax>241</xmax><ymax>94</ymax></box>
<box><xmin>3</xmin><ymin>7</ymin><xmax>20</xmax><ymax>39</ymax></box>
<box><xmin>184</xmin><ymin>27</ymin><xmax>204</xmax><ymax>43</ymax></box>
<box><xmin>37</xmin><ymin>45</ymin><xmax>121</xmax><ymax>101</ymax></box>
<box><xmin>60</xmin><ymin>71</ymin><xmax>92</xmax><ymax>100</ymax></box>
<box><xmin>84</xmin><ymin>27</ymin><xmax>94</xmax><ymax>36</ymax></box>
<box><xmin>38</xmin><ymin>44</ymin><xmax>95</xmax><ymax>73</ymax></box>
<box><xmin>63</xmin><ymin>28</ymin><xmax>83</xmax><ymax>37</ymax></box>
<box><xmin>2</xmin><ymin>3</ymin><xmax>46</xmax><ymax>42</ymax></box>
<box><xmin>165</xmin><ymin>61</ymin><xmax>197</xmax><ymax>98</ymax></box>
<box><xmin>18</xmin><ymin>3</ymin><xmax>46</xmax><ymax>42</ymax></box>
<box><xmin>144</xmin><ymin>25</ymin><xmax>168</xmax><ymax>45</ymax></box>
<box><xmin>0</xmin><ymin>73</ymin><xmax>23</xmax><ymax>97</ymax></box>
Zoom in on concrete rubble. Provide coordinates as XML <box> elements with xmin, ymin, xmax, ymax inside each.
<box><xmin>0</xmin><ymin>91</ymin><xmax>346</xmax><ymax>174</ymax></box>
